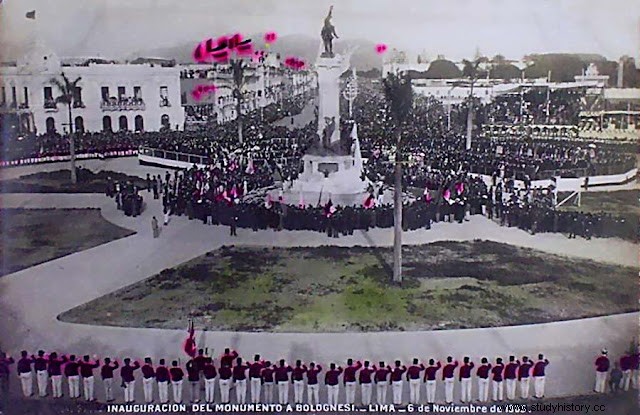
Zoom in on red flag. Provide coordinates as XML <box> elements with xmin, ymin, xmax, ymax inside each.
<box><xmin>182</xmin><ymin>320</ymin><xmax>196</xmax><ymax>358</ymax></box>
<box><xmin>363</xmin><ymin>194</ymin><xmax>375</xmax><ymax>209</ymax></box>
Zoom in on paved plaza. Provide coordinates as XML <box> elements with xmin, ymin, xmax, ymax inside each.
<box><xmin>0</xmin><ymin>160</ymin><xmax>637</xmax><ymax>404</ymax></box>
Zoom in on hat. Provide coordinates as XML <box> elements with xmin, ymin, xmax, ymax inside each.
<box><xmin>601</xmin><ymin>349</ymin><xmax>608</xmax><ymax>355</ymax></box>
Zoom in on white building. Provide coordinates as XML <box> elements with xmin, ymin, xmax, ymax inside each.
<box><xmin>0</xmin><ymin>41</ymin><xmax>184</xmax><ymax>135</ymax></box>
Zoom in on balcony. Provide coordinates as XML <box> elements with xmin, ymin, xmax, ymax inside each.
<box><xmin>159</xmin><ymin>97</ymin><xmax>171</xmax><ymax>108</ymax></box>
<box><xmin>73</xmin><ymin>101</ymin><xmax>86</xmax><ymax>109</ymax></box>
<box><xmin>44</xmin><ymin>99</ymin><xmax>58</xmax><ymax>112</ymax></box>
<box><xmin>101</xmin><ymin>97</ymin><xmax>146</xmax><ymax>111</ymax></box>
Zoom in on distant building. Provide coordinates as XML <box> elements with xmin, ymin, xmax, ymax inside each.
<box><xmin>0</xmin><ymin>40</ymin><xmax>184</xmax><ymax>134</ymax></box>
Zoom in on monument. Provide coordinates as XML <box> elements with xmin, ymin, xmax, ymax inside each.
<box><xmin>274</xmin><ymin>5</ymin><xmax>371</xmax><ymax>206</ymax></box>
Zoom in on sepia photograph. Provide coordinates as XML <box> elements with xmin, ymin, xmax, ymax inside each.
<box><xmin>0</xmin><ymin>0</ymin><xmax>638</xmax><ymax>414</ymax></box>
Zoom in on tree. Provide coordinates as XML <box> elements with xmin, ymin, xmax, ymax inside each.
<box><xmin>462</xmin><ymin>57</ymin><xmax>487</xmax><ymax>150</ymax></box>
<box><xmin>382</xmin><ymin>72</ymin><xmax>414</xmax><ymax>283</ymax></box>
<box><xmin>231</xmin><ymin>59</ymin><xmax>247</xmax><ymax>144</ymax></box>
<box><xmin>51</xmin><ymin>73</ymin><xmax>82</xmax><ymax>184</ymax></box>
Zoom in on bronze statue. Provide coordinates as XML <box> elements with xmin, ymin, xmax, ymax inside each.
<box><xmin>321</xmin><ymin>5</ymin><xmax>339</xmax><ymax>57</ymax></box>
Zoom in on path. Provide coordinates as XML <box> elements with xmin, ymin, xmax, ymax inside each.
<box><xmin>0</xmin><ymin>189</ymin><xmax>637</xmax><ymax>404</ymax></box>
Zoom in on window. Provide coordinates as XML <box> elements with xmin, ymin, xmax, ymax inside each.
<box><xmin>133</xmin><ymin>86</ymin><xmax>141</xmax><ymax>99</ymax></box>
<box><xmin>161</xmin><ymin>114</ymin><xmax>170</xmax><ymax>129</ymax></box>
<box><xmin>118</xmin><ymin>86</ymin><xmax>126</xmax><ymax>99</ymax></box>
<box><xmin>119</xmin><ymin>115</ymin><xmax>128</xmax><ymax>131</ymax></box>
<box><xmin>23</xmin><ymin>87</ymin><xmax>29</xmax><ymax>107</ymax></box>
<box><xmin>160</xmin><ymin>86</ymin><xmax>169</xmax><ymax>107</ymax></box>
<box><xmin>102</xmin><ymin>115</ymin><xmax>112</xmax><ymax>132</ymax></box>
<box><xmin>74</xmin><ymin>116</ymin><xmax>84</xmax><ymax>133</ymax></box>
<box><xmin>134</xmin><ymin>115</ymin><xmax>144</xmax><ymax>132</ymax></box>
<box><xmin>11</xmin><ymin>86</ymin><xmax>17</xmax><ymax>105</ymax></box>
<box><xmin>45</xmin><ymin>117</ymin><xmax>55</xmax><ymax>133</ymax></box>
<box><xmin>101</xmin><ymin>86</ymin><xmax>109</xmax><ymax>101</ymax></box>
<box><xmin>1</xmin><ymin>86</ymin><xmax>5</xmax><ymax>104</ymax></box>
<box><xmin>72</xmin><ymin>87</ymin><xmax>83</xmax><ymax>108</ymax></box>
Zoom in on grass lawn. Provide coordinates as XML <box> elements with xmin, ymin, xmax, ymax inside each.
<box><xmin>60</xmin><ymin>241</ymin><xmax>637</xmax><ymax>332</ymax></box>
<box><xmin>558</xmin><ymin>189</ymin><xmax>640</xmax><ymax>217</ymax></box>
<box><xmin>0</xmin><ymin>208</ymin><xmax>135</xmax><ymax>276</ymax></box>
<box><xmin>0</xmin><ymin>169</ymin><xmax>146</xmax><ymax>193</ymax></box>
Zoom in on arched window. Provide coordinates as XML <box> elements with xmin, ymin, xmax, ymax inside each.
<box><xmin>45</xmin><ymin>117</ymin><xmax>55</xmax><ymax>133</ymax></box>
<box><xmin>134</xmin><ymin>115</ymin><xmax>144</xmax><ymax>132</ymax></box>
<box><xmin>119</xmin><ymin>115</ymin><xmax>128</xmax><ymax>131</ymax></box>
<box><xmin>161</xmin><ymin>114</ymin><xmax>170</xmax><ymax>129</ymax></box>
<box><xmin>102</xmin><ymin>115</ymin><xmax>112</xmax><ymax>132</ymax></box>
<box><xmin>74</xmin><ymin>116</ymin><xmax>84</xmax><ymax>133</ymax></box>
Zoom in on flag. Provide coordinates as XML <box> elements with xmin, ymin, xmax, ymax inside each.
<box><xmin>363</xmin><ymin>194</ymin><xmax>375</xmax><ymax>209</ymax></box>
<box><xmin>26</xmin><ymin>10</ymin><xmax>36</xmax><ymax>19</ymax></box>
<box><xmin>424</xmin><ymin>187</ymin><xmax>433</xmax><ymax>203</ymax></box>
<box><xmin>182</xmin><ymin>320</ymin><xmax>196</xmax><ymax>358</ymax></box>
<box><xmin>324</xmin><ymin>199</ymin><xmax>336</xmax><ymax>217</ymax></box>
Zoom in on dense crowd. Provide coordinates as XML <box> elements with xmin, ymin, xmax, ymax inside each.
<box><xmin>2</xmin><ymin>345</ymin><xmax>637</xmax><ymax>408</ymax></box>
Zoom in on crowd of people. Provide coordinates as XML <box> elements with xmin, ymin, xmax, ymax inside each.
<box><xmin>1</xmin><ymin>346</ymin><xmax>637</xmax><ymax>408</ymax></box>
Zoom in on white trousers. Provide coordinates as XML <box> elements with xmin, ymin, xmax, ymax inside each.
<box><xmin>622</xmin><ymin>370</ymin><xmax>631</xmax><ymax>391</ymax></box>
<box><xmin>594</xmin><ymin>371</ymin><xmax>607</xmax><ymax>393</ymax></box>
<box><xmin>143</xmin><ymin>377</ymin><xmax>154</xmax><ymax>403</ymax></box>
<box><xmin>426</xmin><ymin>380</ymin><xmax>436</xmax><ymax>403</ymax></box>
<box><xmin>19</xmin><ymin>372</ymin><xmax>33</xmax><ymax>397</ymax></box>
<box><xmin>219</xmin><ymin>379</ymin><xmax>231</xmax><ymax>403</ymax></box>
<box><xmin>83</xmin><ymin>376</ymin><xmax>95</xmax><ymax>401</ymax></box>
<box><xmin>478</xmin><ymin>378</ymin><xmax>489</xmax><ymax>402</ymax></box>
<box><xmin>235</xmin><ymin>379</ymin><xmax>247</xmax><ymax>404</ymax></box>
<box><xmin>263</xmin><ymin>382</ymin><xmax>274</xmax><ymax>403</ymax></box>
<box><xmin>376</xmin><ymin>383</ymin><xmax>388</xmax><ymax>404</ymax></box>
<box><xmin>506</xmin><ymin>378</ymin><xmax>516</xmax><ymax>400</ymax></box>
<box><xmin>345</xmin><ymin>381</ymin><xmax>356</xmax><ymax>404</ymax></box>
<box><xmin>533</xmin><ymin>376</ymin><xmax>545</xmax><ymax>398</ymax></box>
<box><xmin>277</xmin><ymin>381</ymin><xmax>289</xmax><ymax>404</ymax></box>
<box><xmin>392</xmin><ymin>380</ymin><xmax>403</xmax><ymax>404</ymax></box>
<box><xmin>409</xmin><ymin>378</ymin><xmax>421</xmax><ymax>404</ymax></box>
<box><xmin>171</xmin><ymin>380</ymin><xmax>183</xmax><ymax>403</ymax></box>
<box><xmin>327</xmin><ymin>384</ymin><xmax>339</xmax><ymax>405</ymax></box>
<box><xmin>51</xmin><ymin>375</ymin><xmax>63</xmax><ymax>398</ymax></box>
<box><xmin>632</xmin><ymin>369</ymin><xmax>639</xmax><ymax>389</ymax></box>
<box><xmin>460</xmin><ymin>378</ymin><xmax>472</xmax><ymax>402</ymax></box>
<box><xmin>307</xmin><ymin>384</ymin><xmax>320</xmax><ymax>405</ymax></box>
<box><xmin>124</xmin><ymin>380</ymin><xmax>135</xmax><ymax>402</ymax></box>
<box><xmin>492</xmin><ymin>380</ymin><xmax>503</xmax><ymax>401</ymax></box>
<box><xmin>189</xmin><ymin>381</ymin><xmax>199</xmax><ymax>403</ymax></box>
<box><xmin>293</xmin><ymin>380</ymin><xmax>305</xmax><ymax>403</ymax></box>
<box><xmin>158</xmin><ymin>381</ymin><xmax>169</xmax><ymax>403</ymax></box>
<box><xmin>444</xmin><ymin>377</ymin><xmax>454</xmax><ymax>403</ymax></box>
<box><xmin>36</xmin><ymin>370</ymin><xmax>48</xmax><ymax>397</ymax></box>
<box><xmin>103</xmin><ymin>378</ymin><xmax>114</xmax><ymax>401</ymax></box>
<box><xmin>520</xmin><ymin>377</ymin><xmax>530</xmax><ymax>399</ymax></box>
<box><xmin>361</xmin><ymin>383</ymin><xmax>372</xmax><ymax>405</ymax></box>
<box><xmin>250</xmin><ymin>378</ymin><xmax>261</xmax><ymax>403</ymax></box>
<box><xmin>68</xmin><ymin>375</ymin><xmax>80</xmax><ymax>398</ymax></box>
<box><xmin>205</xmin><ymin>378</ymin><xmax>216</xmax><ymax>403</ymax></box>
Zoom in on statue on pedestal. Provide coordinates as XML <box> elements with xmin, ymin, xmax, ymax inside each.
<box><xmin>321</xmin><ymin>5</ymin><xmax>339</xmax><ymax>58</ymax></box>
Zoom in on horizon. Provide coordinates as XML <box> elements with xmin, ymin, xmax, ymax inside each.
<box><xmin>0</xmin><ymin>0</ymin><xmax>638</xmax><ymax>63</ymax></box>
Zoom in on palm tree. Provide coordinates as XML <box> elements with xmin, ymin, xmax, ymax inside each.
<box><xmin>382</xmin><ymin>72</ymin><xmax>414</xmax><ymax>283</ymax></box>
<box><xmin>51</xmin><ymin>73</ymin><xmax>82</xmax><ymax>184</ymax></box>
<box><xmin>462</xmin><ymin>57</ymin><xmax>487</xmax><ymax>150</ymax></box>
<box><xmin>231</xmin><ymin>59</ymin><xmax>247</xmax><ymax>144</ymax></box>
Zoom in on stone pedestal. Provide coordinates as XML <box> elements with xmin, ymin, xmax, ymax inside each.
<box><xmin>316</xmin><ymin>54</ymin><xmax>351</xmax><ymax>145</ymax></box>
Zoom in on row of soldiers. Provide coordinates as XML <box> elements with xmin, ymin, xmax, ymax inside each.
<box><xmin>1</xmin><ymin>348</ymin><xmax>553</xmax><ymax>407</ymax></box>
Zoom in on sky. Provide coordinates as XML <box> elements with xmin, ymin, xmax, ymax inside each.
<box><xmin>0</xmin><ymin>0</ymin><xmax>638</xmax><ymax>62</ymax></box>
